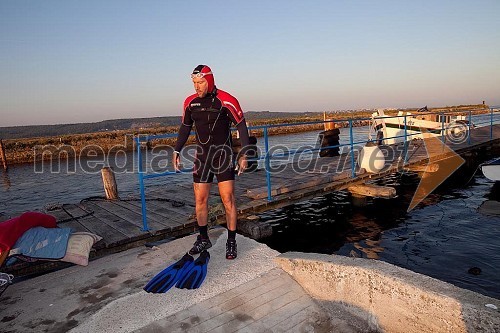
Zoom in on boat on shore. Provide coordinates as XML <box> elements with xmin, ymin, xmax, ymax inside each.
<box><xmin>481</xmin><ymin>157</ymin><xmax>500</xmax><ymax>181</ymax></box>
<box><xmin>371</xmin><ymin>107</ymin><xmax>472</xmax><ymax>144</ymax></box>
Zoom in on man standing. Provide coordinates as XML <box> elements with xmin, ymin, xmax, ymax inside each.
<box><xmin>173</xmin><ymin>65</ymin><xmax>249</xmax><ymax>260</ymax></box>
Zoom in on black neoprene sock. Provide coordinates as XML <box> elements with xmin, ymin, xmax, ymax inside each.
<box><xmin>228</xmin><ymin>229</ymin><xmax>236</xmax><ymax>240</ymax></box>
<box><xmin>199</xmin><ymin>225</ymin><xmax>209</xmax><ymax>239</ymax></box>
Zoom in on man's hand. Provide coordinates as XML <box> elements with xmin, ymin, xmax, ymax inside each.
<box><xmin>237</xmin><ymin>155</ymin><xmax>247</xmax><ymax>175</ymax></box>
<box><xmin>173</xmin><ymin>151</ymin><xmax>181</xmax><ymax>172</ymax></box>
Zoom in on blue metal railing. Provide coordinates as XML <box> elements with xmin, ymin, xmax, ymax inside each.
<box><xmin>135</xmin><ymin>108</ymin><xmax>499</xmax><ymax>231</ymax></box>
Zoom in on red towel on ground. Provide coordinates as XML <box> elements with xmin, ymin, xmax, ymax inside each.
<box><xmin>0</xmin><ymin>212</ymin><xmax>57</xmax><ymax>260</ymax></box>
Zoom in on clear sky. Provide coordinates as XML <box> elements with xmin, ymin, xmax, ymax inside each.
<box><xmin>1</xmin><ymin>0</ymin><xmax>499</xmax><ymax>126</ymax></box>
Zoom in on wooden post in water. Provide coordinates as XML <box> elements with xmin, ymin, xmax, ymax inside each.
<box><xmin>101</xmin><ymin>166</ymin><xmax>119</xmax><ymax>200</ymax></box>
<box><xmin>0</xmin><ymin>140</ymin><xmax>8</xmax><ymax>171</ymax></box>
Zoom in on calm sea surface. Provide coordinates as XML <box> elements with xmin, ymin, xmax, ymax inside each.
<box><xmin>1</xmin><ymin>114</ymin><xmax>499</xmax><ymax>299</ymax></box>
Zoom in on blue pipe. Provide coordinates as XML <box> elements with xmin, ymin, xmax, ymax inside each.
<box><xmin>349</xmin><ymin>119</ymin><xmax>355</xmax><ymax>178</ymax></box>
<box><xmin>136</xmin><ymin>136</ymin><xmax>150</xmax><ymax>232</ymax></box>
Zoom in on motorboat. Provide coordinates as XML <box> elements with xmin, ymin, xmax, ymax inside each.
<box><xmin>371</xmin><ymin>107</ymin><xmax>472</xmax><ymax>145</ymax></box>
<box><xmin>481</xmin><ymin>157</ymin><xmax>500</xmax><ymax>181</ymax></box>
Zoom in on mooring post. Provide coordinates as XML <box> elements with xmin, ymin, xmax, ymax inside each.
<box><xmin>0</xmin><ymin>140</ymin><xmax>8</xmax><ymax>171</ymax></box>
<box><xmin>101</xmin><ymin>166</ymin><xmax>119</xmax><ymax>200</ymax></box>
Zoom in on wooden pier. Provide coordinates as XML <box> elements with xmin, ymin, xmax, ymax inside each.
<box><xmin>4</xmin><ymin>124</ymin><xmax>500</xmax><ymax>276</ymax></box>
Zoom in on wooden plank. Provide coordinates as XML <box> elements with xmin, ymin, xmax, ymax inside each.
<box><xmin>145</xmin><ymin>194</ymin><xmax>192</xmax><ymax>207</ymax></box>
<box><xmin>347</xmin><ymin>184</ymin><xmax>397</xmax><ymax>198</ymax></box>
<box><xmin>148</xmin><ymin>186</ymin><xmax>197</xmax><ymax>206</ymax></box>
<box><xmin>55</xmin><ymin>220</ymin><xmax>89</xmax><ymax>233</ymax></box>
<box><xmin>60</xmin><ymin>203</ymin><xmax>131</xmax><ymax>246</ymax></box>
<box><xmin>88</xmin><ymin>199</ymin><xmax>171</xmax><ymax>233</ymax></box>
<box><xmin>124</xmin><ymin>200</ymin><xmax>188</xmax><ymax>225</ymax></box>
<box><xmin>46</xmin><ymin>207</ymin><xmax>91</xmax><ymax>232</ymax></box>
<box><xmin>406</xmin><ymin>163</ymin><xmax>439</xmax><ymax>173</ymax></box>
<box><xmin>147</xmin><ymin>195</ymin><xmax>196</xmax><ymax>214</ymax></box>
<box><xmin>246</xmin><ymin>170</ymin><xmax>352</xmax><ymax>200</ymax></box>
<box><xmin>112</xmin><ymin>199</ymin><xmax>183</xmax><ymax>230</ymax></box>
<box><xmin>45</xmin><ymin>208</ymin><xmax>74</xmax><ymax>223</ymax></box>
<box><xmin>80</xmin><ymin>200</ymin><xmax>145</xmax><ymax>237</ymax></box>
<box><xmin>72</xmin><ymin>215</ymin><xmax>127</xmax><ymax>248</ymax></box>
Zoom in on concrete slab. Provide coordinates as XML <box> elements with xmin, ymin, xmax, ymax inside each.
<box><xmin>275</xmin><ymin>252</ymin><xmax>500</xmax><ymax>333</ymax></box>
<box><xmin>0</xmin><ymin>229</ymin><xmax>280</xmax><ymax>333</ymax></box>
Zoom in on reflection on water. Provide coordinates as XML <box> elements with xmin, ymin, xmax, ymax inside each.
<box><xmin>258</xmin><ymin>171</ymin><xmax>500</xmax><ymax>299</ymax></box>
<box><xmin>478</xmin><ymin>182</ymin><xmax>500</xmax><ymax>216</ymax></box>
<box><xmin>2</xmin><ymin>171</ymin><xmax>11</xmax><ymax>190</ymax></box>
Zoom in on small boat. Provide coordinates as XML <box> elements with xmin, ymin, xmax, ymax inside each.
<box><xmin>371</xmin><ymin>107</ymin><xmax>472</xmax><ymax>145</ymax></box>
<box><xmin>481</xmin><ymin>157</ymin><xmax>500</xmax><ymax>181</ymax></box>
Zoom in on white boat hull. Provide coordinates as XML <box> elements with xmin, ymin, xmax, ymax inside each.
<box><xmin>481</xmin><ymin>158</ymin><xmax>500</xmax><ymax>181</ymax></box>
<box><xmin>371</xmin><ymin>109</ymin><xmax>469</xmax><ymax>145</ymax></box>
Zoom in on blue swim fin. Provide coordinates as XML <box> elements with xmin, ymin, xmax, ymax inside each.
<box><xmin>176</xmin><ymin>250</ymin><xmax>210</xmax><ymax>290</ymax></box>
<box><xmin>144</xmin><ymin>253</ymin><xmax>194</xmax><ymax>293</ymax></box>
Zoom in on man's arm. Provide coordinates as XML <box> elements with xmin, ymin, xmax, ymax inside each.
<box><xmin>173</xmin><ymin>104</ymin><xmax>193</xmax><ymax>171</ymax></box>
<box><xmin>172</xmin><ymin>123</ymin><xmax>192</xmax><ymax>172</ymax></box>
<box><xmin>218</xmin><ymin>90</ymin><xmax>249</xmax><ymax>175</ymax></box>
<box><xmin>235</xmin><ymin>121</ymin><xmax>250</xmax><ymax>175</ymax></box>
<box><xmin>174</xmin><ymin>123</ymin><xmax>192</xmax><ymax>153</ymax></box>
<box><xmin>236</xmin><ymin>120</ymin><xmax>250</xmax><ymax>153</ymax></box>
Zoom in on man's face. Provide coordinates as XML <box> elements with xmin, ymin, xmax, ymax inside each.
<box><xmin>193</xmin><ymin>77</ymin><xmax>208</xmax><ymax>97</ymax></box>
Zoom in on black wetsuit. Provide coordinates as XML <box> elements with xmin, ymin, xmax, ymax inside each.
<box><xmin>174</xmin><ymin>88</ymin><xmax>249</xmax><ymax>183</ymax></box>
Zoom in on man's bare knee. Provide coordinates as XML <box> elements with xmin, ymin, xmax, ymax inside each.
<box><xmin>220</xmin><ymin>194</ymin><xmax>235</xmax><ymax>209</ymax></box>
<box><xmin>196</xmin><ymin>196</ymin><xmax>209</xmax><ymax>206</ymax></box>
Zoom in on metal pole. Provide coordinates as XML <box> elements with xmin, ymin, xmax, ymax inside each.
<box><xmin>441</xmin><ymin>112</ymin><xmax>445</xmax><ymax>144</ymax></box>
<box><xmin>136</xmin><ymin>136</ymin><xmax>150</xmax><ymax>231</ymax></box>
<box><xmin>349</xmin><ymin>119</ymin><xmax>355</xmax><ymax>178</ymax></box>
<box><xmin>264</xmin><ymin>127</ymin><xmax>272</xmax><ymax>201</ymax></box>
<box><xmin>468</xmin><ymin>110</ymin><xmax>472</xmax><ymax>145</ymax></box>
<box><xmin>404</xmin><ymin>114</ymin><xmax>409</xmax><ymax>164</ymax></box>
<box><xmin>490</xmin><ymin>108</ymin><xmax>494</xmax><ymax>139</ymax></box>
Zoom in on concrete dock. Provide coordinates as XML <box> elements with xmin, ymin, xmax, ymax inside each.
<box><xmin>1</xmin><ymin>229</ymin><xmax>499</xmax><ymax>333</ymax></box>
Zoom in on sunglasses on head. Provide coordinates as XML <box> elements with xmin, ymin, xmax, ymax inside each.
<box><xmin>191</xmin><ymin>71</ymin><xmax>212</xmax><ymax>79</ymax></box>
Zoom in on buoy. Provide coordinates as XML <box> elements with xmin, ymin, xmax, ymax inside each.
<box><xmin>358</xmin><ymin>142</ymin><xmax>385</xmax><ymax>173</ymax></box>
